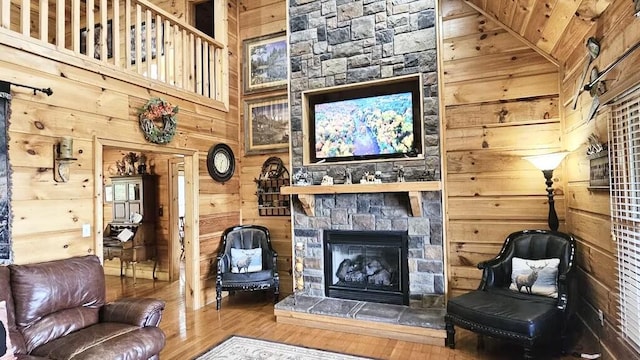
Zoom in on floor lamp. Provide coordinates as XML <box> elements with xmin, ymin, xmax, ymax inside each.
<box><xmin>523</xmin><ymin>152</ymin><xmax>570</xmax><ymax>232</ymax></box>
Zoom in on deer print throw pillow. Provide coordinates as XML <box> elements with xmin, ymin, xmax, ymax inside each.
<box><xmin>230</xmin><ymin>248</ymin><xmax>263</xmax><ymax>273</ymax></box>
<box><xmin>509</xmin><ymin>257</ymin><xmax>560</xmax><ymax>298</ymax></box>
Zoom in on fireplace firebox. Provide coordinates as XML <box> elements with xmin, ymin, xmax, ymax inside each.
<box><xmin>324</xmin><ymin>230</ymin><xmax>409</xmax><ymax>305</ymax></box>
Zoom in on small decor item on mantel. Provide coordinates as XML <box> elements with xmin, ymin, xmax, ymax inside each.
<box><xmin>139</xmin><ymin>97</ymin><xmax>178</xmax><ymax>144</ymax></box>
<box><xmin>321</xmin><ymin>175</ymin><xmax>333</xmax><ymax>185</ymax></box>
<box><xmin>293</xmin><ymin>167</ymin><xmax>312</xmax><ymax>186</ymax></box>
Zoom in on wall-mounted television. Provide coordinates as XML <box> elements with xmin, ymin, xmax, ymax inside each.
<box><xmin>303</xmin><ymin>75</ymin><xmax>423</xmax><ymax>165</ymax></box>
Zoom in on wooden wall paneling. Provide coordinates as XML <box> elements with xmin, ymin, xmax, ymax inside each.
<box><xmin>448</xmin><ymin>220</ymin><xmax>554</xmax><ymax>243</ymax></box>
<box><xmin>442</xmin><ymin>30</ymin><xmax>529</xmax><ymax>60</ymax></box>
<box><xmin>447</xmin><ymin>170</ymin><xmax>560</xmax><ymax>196</ymax></box>
<box><xmin>443</xmin><ymin>49</ymin><xmax>557</xmax><ymax>83</ymax></box>
<box><xmin>447</xmin><ymin>150</ymin><xmax>552</xmax><ymax>173</ymax></box>
<box><xmin>442</xmin><ymin>14</ymin><xmax>502</xmax><ymax>39</ymax></box>
<box><xmin>557</xmin><ymin>1</ymin><xmax>639</xmax><ymax>357</ymax></box>
<box><xmin>440</xmin><ymin>0</ymin><xmax>476</xmax><ymax>19</ymax></box>
<box><xmin>2</xmin><ymin>0</ymin><xmax>239</xmax><ymax>310</ymax></box>
<box><xmin>535</xmin><ymin>0</ymin><xmax>581</xmax><ymax>54</ymax></box>
<box><xmin>566</xmin><ymin>210</ymin><xmax>612</xmax><ymax>253</ymax></box>
<box><xmin>442</xmin><ymin>2</ymin><xmax>561</xmax><ymax>299</ymax></box>
<box><xmin>444</xmin><ymin>72</ymin><xmax>559</xmax><ymax>105</ymax></box>
<box><xmin>11</xmin><ymin>231</ymin><xmax>95</xmax><ymax>263</ymax></box>
<box><xmin>566</xmin><ymin>184</ymin><xmax>610</xmax><ymax>217</ymax></box>
<box><xmin>445</xmin><ymin>97</ymin><xmax>558</xmax><ymax>128</ymax></box>
<box><xmin>445</xmin><ymin>123</ymin><xmax>561</xmax><ymax>151</ymax></box>
<box><xmin>448</xmin><ymin>242</ymin><xmax>503</xmax><ymax>266</ymax></box>
<box><xmin>11</xmin><ymin>168</ymin><xmax>93</xmax><ymax>200</ymax></box>
<box><xmin>238</xmin><ymin>0</ymin><xmax>292</xmax><ymax>295</ymax></box>
<box><xmin>448</xmin><ymin>196</ymin><xmax>565</xmax><ymax>221</ymax></box>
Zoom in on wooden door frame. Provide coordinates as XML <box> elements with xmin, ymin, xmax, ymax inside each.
<box><xmin>168</xmin><ymin>158</ymin><xmax>183</xmax><ymax>281</ymax></box>
<box><xmin>94</xmin><ymin>137</ymin><xmax>202</xmax><ymax>309</ymax></box>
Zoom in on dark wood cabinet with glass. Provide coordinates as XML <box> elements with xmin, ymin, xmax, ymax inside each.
<box><xmin>103</xmin><ymin>175</ymin><xmax>158</xmax><ymax>283</ymax></box>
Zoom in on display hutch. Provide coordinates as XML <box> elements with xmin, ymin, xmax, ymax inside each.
<box><xmin>103</xmin><ymin>175</ymin><xmax>158</xmax><ymax>282</ymax></box>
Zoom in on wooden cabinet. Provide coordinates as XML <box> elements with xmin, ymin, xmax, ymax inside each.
<box><xmin>103</xmin><ymin>175</ymin><xmax>158</xmax><ymax>282</ymax></box>
<box><xmin>111</xmin><ymin>175</ymin><xmax>157</xmax><ymax>222</ymax></box>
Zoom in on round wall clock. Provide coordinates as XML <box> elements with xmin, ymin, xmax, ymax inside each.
<box><xmin>207</xmin><ymin>144</ymin><xmax>235</xmax><ymax>183</ymax></box>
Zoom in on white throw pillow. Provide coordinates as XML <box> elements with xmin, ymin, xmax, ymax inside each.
<box><xmin>509</xmin><ymin>257</ymin><xmax>560</xmax><ymax>298</ymax></box>
<box><xmin>230</xmin><ymin>248</ymin><xmax>263</xmax><ymax>273</ymax></box>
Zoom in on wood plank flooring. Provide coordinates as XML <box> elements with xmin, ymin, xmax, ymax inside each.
<box><xmin>105</xmin><ymin>275</ymin><xmax>582</xmax><ymax>360</ymax></box>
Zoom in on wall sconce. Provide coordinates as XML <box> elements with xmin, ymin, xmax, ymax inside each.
<box><xmin>53</xmin><ymin>136</ymin><xmax>77</xmax><ymax>183</ymax></box>
<box><xmin>523</xmin><ymin>151</ymin><xmax>570</xmax><ymax>232</ymax></box>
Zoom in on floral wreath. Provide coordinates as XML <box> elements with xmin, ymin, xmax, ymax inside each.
<box><xmin>139</xmin><ymin>97</ymin><xmax>179</xmax><ymax>144</ymax></box>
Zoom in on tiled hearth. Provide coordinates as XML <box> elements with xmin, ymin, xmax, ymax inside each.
<box><xmin>275</xmin><ymin>294</ymin><xmax>446</xmax><ymax>345</ymax></box>
<box><xmin>276</xmin><ymin>294</ymin><xmax>445</xmax><ymax>328</ymax></box>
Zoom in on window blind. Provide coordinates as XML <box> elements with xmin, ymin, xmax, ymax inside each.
<box><xmin>611</xmin><ymin>87</ymin><xmax>640</xmax><ymax>350</ymax></box>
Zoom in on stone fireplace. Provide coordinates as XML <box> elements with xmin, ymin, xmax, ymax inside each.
<box><xmin>292</xmin><ymin>191</ymin><xmax>443</xmax><ymax>307</ymax></box>
<box><xmin>275</xmin><ymin>0</ymin><xmax>445</xmax><ymax>341</ymax></box>
<box><xmin>324</xmin><ymin>229</ymin><xmax>409</xmax><ymax>305</ymax></box>
<box><xmin>286</xmin><ymin>0</ymin><xmax>443</xmax><ymax>307</ymax></box>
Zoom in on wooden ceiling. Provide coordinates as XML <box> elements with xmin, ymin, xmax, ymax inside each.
<box><xmin>463</xmin><ymin>0</ymin><xmax>613</xmax><ymax>66</ymax></box>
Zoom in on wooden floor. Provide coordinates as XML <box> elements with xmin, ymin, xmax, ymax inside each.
<box><xmin>105</xmin><ymin>275</ymin><xmax>581</xmax><ymax>360</ymax></box>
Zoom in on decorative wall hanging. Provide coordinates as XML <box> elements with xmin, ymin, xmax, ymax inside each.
<box><xmin>139</xmin><ymin>97</ymin><xmax>178</xmax><ymax>144</ymax></box>
<box><xmin>207</xmin><ymin>143</ymin><xmax>235</xmax><ymax>183</ymax></box>
<box><xmin>243</xmin><ymin>31</ymin><xmax>288</xmax><ymax>94</ymax></box>
<box><xmin>244</xmin><ymin>95</ymin><xmax>289</xmax><ymax>155</ymax></box>
<box><xmin>587</xmin><ymin>134</ymin><xmax>609</xmax><ymax>190</ymax></box>
<box><xmin>0</xmin><ymin>81</ymin><xmax>12</xmax><ymax>264</ymax></box>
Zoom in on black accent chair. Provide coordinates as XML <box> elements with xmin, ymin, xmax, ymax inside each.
<box><xmin>445</xmin><ymin>230</ymin><xmax>576</xmax><ymax>359</ymax></box>
<box><xmin>215</xmin><ymin>225</ymin><xmax>280</xmax><ymax>310</ymax></box>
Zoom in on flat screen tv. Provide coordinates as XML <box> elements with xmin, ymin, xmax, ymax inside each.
<box><xmin>305</xmin><ymin>75</ymin><xmax>423</xmax><ymax>164</ymax></box>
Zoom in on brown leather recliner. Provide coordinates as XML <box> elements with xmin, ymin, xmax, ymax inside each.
<box><xmin>0</xmin><ymin>255</ymin><xmax>165</xmax><ymax>359</ymax></box>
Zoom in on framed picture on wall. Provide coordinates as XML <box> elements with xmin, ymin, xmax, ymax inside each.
<box><xmin>243</xmin><ymin>32</ymin><xmax>288</xmax><ymax>94</ymax></box>
<box><xmin>80</xmin><ymin>20</ymin><xmax>113</xmax><ymax>60</ymax></box>
<box><xmin>244</xmin><ymin>95</ymin><xmax>289</xmax><ymax>155</ymax></box>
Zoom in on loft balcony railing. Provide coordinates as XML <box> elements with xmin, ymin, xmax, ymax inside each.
<box><xmin>0</xmin><ymin>0</ymin><xmax>227</xmax><ymax>104</ymax></box>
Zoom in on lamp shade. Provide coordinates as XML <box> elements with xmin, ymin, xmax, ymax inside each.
<box><xmin>523</xmin><ymin>152</ymin><xmax>570</xmax><ymax>171</ymax></box>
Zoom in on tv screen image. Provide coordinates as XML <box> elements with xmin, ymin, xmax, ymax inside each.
<box><xmin>314</xmin><ymin>92</ymin><xmax>414</xmax><ymax>160</ymax></box>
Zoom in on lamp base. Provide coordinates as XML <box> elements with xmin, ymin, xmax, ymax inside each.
<box><xmin>542</xmin><ymin>169</ymin><xmax>559</xmax><ymax>232</ymax></box>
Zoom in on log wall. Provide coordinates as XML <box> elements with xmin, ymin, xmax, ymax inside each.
<box><xmin>4</xmin><ymin>0</ymin><xmax>240</xmax><ymax>308</ymax></box>
<box><xmin>560</xmin><ymin>1</ymin><xmax>640</xmax><ymax>358</ymax></box>
<box><xmin>440</xmin><ymin>0</ymin><xmax>562</xmax><ymax>298</ymax></box>
<box><xmin>237</xmin><ymin>0</ymin><xmax>292</xmax><ymax>295</ymax></box>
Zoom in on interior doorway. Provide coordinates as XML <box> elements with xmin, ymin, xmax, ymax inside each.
<box><xmin>94</xmin><ymin>138</ymin><xmax>202</xmax><ymax>310</ymax></box>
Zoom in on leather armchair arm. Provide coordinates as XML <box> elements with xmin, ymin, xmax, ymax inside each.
<box><xmin>477</xmin><ymin>255</ymin><xmax>510</xmax><ymax>289</ymax></box>
<box><xmin>556</xmin><ymin>268</ymin><xmax>573</xmax><ymax>311</ymax></box>
<box><xmin>101</xmin><ymin>298</ymin><xmax>165</xmax><ymax>327</ymax></box>
<box><xmin>217</xmin><ymin>253</ymin><xmax>230</xmax><ymax>274</ymax></box>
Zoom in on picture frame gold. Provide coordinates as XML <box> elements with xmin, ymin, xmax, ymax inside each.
<box><xmin>244</xmin><ymin>95</ymin><xmax>289</xmax><ymax>155</ymax></box>
<box><xmin>243</xmin><ymin>32</ymin><xmax>288</xmax><ymax>94</ymax></box>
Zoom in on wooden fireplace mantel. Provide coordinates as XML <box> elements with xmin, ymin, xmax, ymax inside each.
<box><xmin>280</xmin><ymin>181</ymin><xmax>442</xmax><ymax>217</ymax></box>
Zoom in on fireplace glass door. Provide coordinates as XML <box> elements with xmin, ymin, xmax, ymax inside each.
<box><xmin>324</xmin><ymin>230</ymin><xmax>408</xmax><ymax>305</ymax></box>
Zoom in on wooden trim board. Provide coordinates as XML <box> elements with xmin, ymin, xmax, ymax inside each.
<box><xmin>274</xmin><ymin>308</ymin><xmax>446</xmax><ymax>346</ymax></box>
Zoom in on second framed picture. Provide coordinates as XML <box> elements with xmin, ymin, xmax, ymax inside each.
<box><xmin>243</xmin><ymin>31</ymin><xmax>288</xmax><ymax>94</ymax></box>
<box><xmin>244</xmin><ymin>95</ymin><xmax>289</xmax><ymax>155</ymax></box>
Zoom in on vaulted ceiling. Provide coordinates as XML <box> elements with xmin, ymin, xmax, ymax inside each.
<box><xmin>463</xmin><ymin>0</ymin><xmax>614</xmax><ymax>66</ymax></box>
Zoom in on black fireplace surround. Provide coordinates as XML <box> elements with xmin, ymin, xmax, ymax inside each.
<box><xmin>324</xmin><ymin>230</ymin><xmax>409</xmax><ymax>305</ymax></box>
